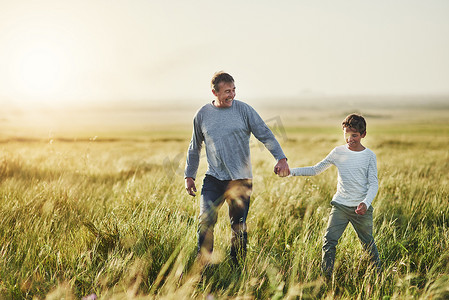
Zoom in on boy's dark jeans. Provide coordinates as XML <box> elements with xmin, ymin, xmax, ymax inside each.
<box><xmin>198</xmin><ymin>175</ymin><xmax>252</xmax><ymax>264</ymax></box>
<box><xmin>322</xmin><ymin>201</ymin><xmax>381</xmax><ymax>278</ymax></box>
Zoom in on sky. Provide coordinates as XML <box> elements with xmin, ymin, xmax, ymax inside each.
<box><xmin>0</xmin><ymin>0</ymin><xmax>448</xmax><ymax>108</ymax></box>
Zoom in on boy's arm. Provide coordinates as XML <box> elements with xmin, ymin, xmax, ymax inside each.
<box><xmin>290</xmin><ymin>150</ymin><xmax>334</xmax><ymax>176</ymax></box>
<box><xmin>361</xmin><ymin>153</ymin><xmax>379</xmax><ymax>208</ymax></box>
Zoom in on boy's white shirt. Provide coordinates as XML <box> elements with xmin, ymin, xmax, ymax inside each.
<box><xmin>290</xmin><ymin>145</ymin><xmax>378</xmax><ymax>208</ymax></box>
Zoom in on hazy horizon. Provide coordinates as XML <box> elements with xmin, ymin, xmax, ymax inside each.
<box><xmin>2</xmin><ymin>94</ymin><xmax>448</xmax><ymax>138</ymax></box>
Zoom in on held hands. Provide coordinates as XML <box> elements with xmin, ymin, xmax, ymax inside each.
<box><xmin>187</xmin><ymin>159</ymin><xmax>290</xmax><ymax>195</ymax></box>
<box><xmin>274</xmin><ymin>158</ymin><xmax>290</xmax><ymax>177</ymax></box>
<box><xmin>185</xmin><ymin>177</ymin><xmax>197</xmax><ymax>196</ymax></box>
<box><xmin>355</xmin><ymin>203</ymin><xmax>367</xmax><ymax>215</ymax></box>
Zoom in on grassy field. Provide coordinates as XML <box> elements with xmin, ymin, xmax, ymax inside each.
<box><xmin>0</xmin><ymin>104</ymin><xmax>448</xmax><ymax>299</ymax></box>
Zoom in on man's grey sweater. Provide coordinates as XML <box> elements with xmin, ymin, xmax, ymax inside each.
<box><xmin>185</xmin><ymin>100</ymin><xmax>286</xmax><ymax>181</ymax></box>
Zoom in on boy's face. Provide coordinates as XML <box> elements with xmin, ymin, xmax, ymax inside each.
<box><xmin>343</xmin><ymin>127</ymin><xmax>366</xmax><ymax>151</ymax></box>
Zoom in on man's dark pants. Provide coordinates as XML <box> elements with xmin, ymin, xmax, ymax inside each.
<box><xmin>198</xmin><ymin>175</ymin><xmax>252</xmax><ymax>264</ymax></box>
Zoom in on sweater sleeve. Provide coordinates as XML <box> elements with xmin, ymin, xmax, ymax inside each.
<box><xmin>245</xmin><ymin>104</ymin><xmax>286</xmax><ymax>161</ymax></box>
<box><xmin>184</xmin><ymin>114</ymin><xmax>203</xmax><ymax>180</ymax></box>
<box><xmin>290</xmin><ymin>150</ymin><xmax>334</xmax><ymax>176</ymax></box>
<box><xmin>362</xmin><ymin>152</ymin><xmax>378</xmax><ymax>208</ymax></box>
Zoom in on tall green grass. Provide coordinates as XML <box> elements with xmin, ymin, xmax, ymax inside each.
<box><xmin>0</xmin><ymin>121</ymin><xmax>448</xmax><ymax>299</ymax></box>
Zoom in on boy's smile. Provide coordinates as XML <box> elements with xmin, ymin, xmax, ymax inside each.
<box><xmin>344</xmin><ymin>127</ymin><xmax>366</xmax><ymax>151</ymax></box>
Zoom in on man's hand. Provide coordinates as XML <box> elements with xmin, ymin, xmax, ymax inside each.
<box><xmin>274</xmin><ymin>158</ymin><xmax>290</xmax><ymax>177</ymax></box>
<box><xmin>185</xmin><ymin>177</ymin><xmax>197</xmax><ymax>196</ymax></box>
<box><xmin>355</xmin><ymin>203</ymin><xmax>367</xmax><ymax>215</ymax></box>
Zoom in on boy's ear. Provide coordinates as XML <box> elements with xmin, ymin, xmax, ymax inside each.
<box><xmin>361</xmin><ymin>131</ymin><xmax>367</xmax><ymax>138</ymax></box>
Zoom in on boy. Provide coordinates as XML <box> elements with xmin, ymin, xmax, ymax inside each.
<box><xmin>286</xmin><ymin>114</ymin><xmax>381</xmax><ymax>279</ymax></box>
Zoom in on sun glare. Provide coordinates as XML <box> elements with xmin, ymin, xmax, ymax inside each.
<box><xmin>9</xmin><ymin>37</ymin><xmax>72</xmax><ymax>104</ymax></box>
<box><xmin>19</xmin><ymin>47</ymin><xmax>62</xmax><ymax>93</ymax></box>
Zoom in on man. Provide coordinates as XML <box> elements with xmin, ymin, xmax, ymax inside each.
<box><xmin>184</xmin><ymin>71</ymin><xmax>290</xmax><ymax>266</ymax></box>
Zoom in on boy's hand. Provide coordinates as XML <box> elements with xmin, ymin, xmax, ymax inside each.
<box><xmin>274</xmin><ymin>158</ymin><xmax>290</xmax><ymax>177</ymax></box>
<box><xmin>355</xmin><ymin>203</ymin><xmax>367</xmax><ymax>215</ymax></box>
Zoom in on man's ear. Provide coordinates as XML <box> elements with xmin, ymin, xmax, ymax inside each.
<box><xmin>212</xmin><ymin>89</ymin><xmax>218</xmax><ymax>97</ymax></box>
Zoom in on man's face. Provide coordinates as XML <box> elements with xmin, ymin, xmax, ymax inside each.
<box><xmin>344</xmin><ymin>127</ymin><xmax>366</xmax><ymax>151</ymax></box>
<box><xmin>212</xmin><ymin>81</ymin><xmax>235</xmax><ymax>108</ymax></box>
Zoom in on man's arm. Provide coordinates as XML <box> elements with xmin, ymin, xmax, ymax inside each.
<box><xmin>184</xmin><ymin>115</ymin><xmax>203</xmax><ymax>195</ymax></box>
<box><xmin>245</xmin><ymin>104</ymin><xmax>289</xmax><ymax>176</ymax></box>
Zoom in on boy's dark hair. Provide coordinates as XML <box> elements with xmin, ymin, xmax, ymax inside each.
<box><xmin>211</xmin><ymin>71</ymin><xmax>234</xmax><ymax>92</ymax></box>
<box><xmin>342</xmin><ymin>114</ymin><xmax>366</xmax><ymax>134</ymax></box>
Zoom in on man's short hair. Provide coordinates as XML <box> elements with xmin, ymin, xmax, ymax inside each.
<box><xmin>211</xmin><ymin>71</ymin><xmax>234</xmax><ymax>92</ymax></box>
<box><xmin>342</xmin><ymin>114</ymin><xmax>366</xmax><ymax>134</ymax></box>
